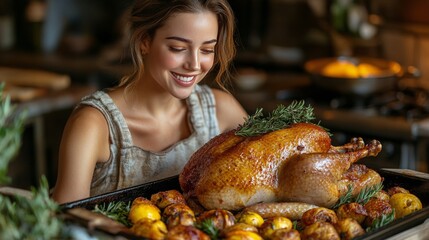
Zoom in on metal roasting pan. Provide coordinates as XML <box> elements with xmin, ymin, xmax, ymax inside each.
<box><xmin>61</xmin><ymin>168</ymin><xmax>429</xmax><ymax>239</ymax></box>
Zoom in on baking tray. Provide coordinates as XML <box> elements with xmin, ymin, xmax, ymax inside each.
<box><xmin>61</xmin><ymin>168</ymin><xmax>429</xmax><ymax>239</ymax></box>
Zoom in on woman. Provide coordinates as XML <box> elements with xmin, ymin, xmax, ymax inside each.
<box><xmin>52</xmin><ymin>0</ymin><xmax>248</xmax><ymax>203</ymax></box>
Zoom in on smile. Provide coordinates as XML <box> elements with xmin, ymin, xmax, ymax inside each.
<box><xmin>172</xmin><ymin>73</ymin><xmax>195</xmax><ymax>82</ymax></box>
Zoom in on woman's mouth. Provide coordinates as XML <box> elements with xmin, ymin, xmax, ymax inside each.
<box><xmin>172</xmin><ymin>72</ymin><xmax>196</xmax><ymax>86</ymax></box>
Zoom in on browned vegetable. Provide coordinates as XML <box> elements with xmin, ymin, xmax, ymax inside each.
<box><xmin>300</xmin><ymin>221</ymin><xmax>340</xmax><ymax>240</ymax></box>
<box><xmin>389</xmin><ymin>193</ymin><xmax>422</xmax><ymax>219</ymax></box>
<box><xmin>222</xmin><ymin>230</ymin><xmax>263</xmax><ymax>240</ymax></box>
<box><xmin>269</xmin><ymin>228</ymin><xmax>301</xmax><ymax>240</ymax></box>
<box><xmin>197</xmin><ymin>209</ymin><xmax>236</xmax><ymax>231</ymax></box>
<box><xmin>235</xmin><ymin>211</ymin><xmax>264</xmax><ymax>228</ymax></box>
<box><xmin>151</xmin><ymin>190</ymin><xmax>187</xmax><ymax>209</ymax></box>
<box><xmin>130</xmin><ymin>218</ymin><xmax>167</xmax><ymax>240</ymax></box>
<box><xmin>131</xmin><ymin>196</ymin><xmax>153</xmax><ymax>207</ymax></box>
<box><xmin>301</xmin><ymin>207</ymin><xmax>338</xmax><ymax>226</ymax></box>
<box><xmin>334</xmin><ymin>218</ymin><xmax>365</xmax><ymax>240</ymax></box>
<box><xmin>165</xmin><ymin>225</ymin><xmax>210</xmax><ymax>240</ymax></box>
<box><xmin>163</xmin><ymin>203</ymin><xmax>195</xmax><ymax>219</ymax></box>
<box><xmin>387</xmin><ymin>186</ymin><xmax>410</xmax><ymax>196</ymax></box>
<box><xmin>336</xmin><ymin>202</ymin><xmax>367</xmax><ymax>224</ymax></box>
<box><xmin>165</xmin><ymin>211</ymin><xmax>196</xmax><ymax>230</ymax></box>
<box><xmin>258</xmin><ymin>216</ymin><xmax>293</xmax><ymax>239</ymax></box>
<box><xmin>221</xmin><ymin>223</ymin><xmax>259</xmax><ymax>235</ymax></box>
<box><xmin>364</xmin><ymin>198</ymin><xmax>393</xmax><ymax>227</ymax></box>
<box><xmin>372</xmin><ymin>190</ymin><xmax>390</xmax><ymax>202</ymax></box>
<box><xmin>128</xmin><ymin>199</ymin><xmax>161</xmax><ymax>224</ymax></box>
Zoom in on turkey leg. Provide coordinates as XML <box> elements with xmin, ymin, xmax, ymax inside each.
<box><xmin>279</xmin><ymin>139</ymin><xmax>382</xmax><ymax>207</ymax></box>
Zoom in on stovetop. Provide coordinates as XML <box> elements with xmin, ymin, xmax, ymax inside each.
<box><xmin>275</xmin><ymin>83</ymin><xmax>429</xmax><ymax>140</ymax></box>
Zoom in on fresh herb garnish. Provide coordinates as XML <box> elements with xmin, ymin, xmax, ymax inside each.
<box><xmin>196</xmin><ymin>219</ymin><xmax>219</xmax><ymax>240</ymax></box>
<box><xmin>332</xmin><ymin>185</ymin><xmax>354</xmax><ymax>209</ymax></box>
<box><xmin>355</xmin><ymin>183</ymin><xmax>384</xmax><ymax>205</ymax></box>
<box><xmin>366</xmin><ymin>210</ymin><xmax>395</xmax><ymax>232</ymax></box>
<box><xmin>93</xmin><ymin>201</ymin><xmax>132</xmax><ymax>227</ymax></box>
<box><xmin>333</xmin><ymin>182</ymin><xmax>384</xmax><ymax>208</ymax></box>
<box><xmin>235</xmin><ymin>100</ymin><xmax>316</xmax><ymax>137</ymax></box>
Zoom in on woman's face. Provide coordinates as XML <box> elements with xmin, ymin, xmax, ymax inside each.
<box><xmin>142</xmin><ymin>11</ymin><xmax>218</xmax><ymax>99</ymax></box>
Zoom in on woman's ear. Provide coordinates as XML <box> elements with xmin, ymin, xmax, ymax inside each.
<box><xmin>140</xmin><ymin>38</ymin><xmax>150</xmax><ymax>55</ymax></box>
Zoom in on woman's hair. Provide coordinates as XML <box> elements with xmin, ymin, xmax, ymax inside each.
<box><xmin>119</xmin><ymin>0</ymin><xmax>236</xmax><ymax>91</ymax></box>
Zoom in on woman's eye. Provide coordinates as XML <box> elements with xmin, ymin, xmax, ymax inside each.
<box><xmin>201</xmin><ymin>49</ymin><xmax>214</xmax><ymax>54</ymax></box>
<box><xmin>169</xmin><ymin>47</ymin><xmax>185</xmax><ymax>52</ymax></box>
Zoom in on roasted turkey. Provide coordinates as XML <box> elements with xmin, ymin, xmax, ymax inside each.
<box><xmin>179</xmin><ymin>122</ymin><xmax>382</xmax><ymax>211</ymax></box>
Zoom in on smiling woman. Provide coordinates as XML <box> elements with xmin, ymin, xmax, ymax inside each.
<box><xmin>51</xmin><ymin>0</ymin><xmax>248</xmax><ymax>204</ymax></box>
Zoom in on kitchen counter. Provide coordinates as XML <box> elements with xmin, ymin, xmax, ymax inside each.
<box><xmin>0</xmin><ymin>50</ymin><xmax>134</xmax><ymax>87</ymax></box>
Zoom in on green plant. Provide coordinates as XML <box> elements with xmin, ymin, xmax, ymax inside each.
<box><xmin>0</xmin><ymin>177</ymin><xmax>64</xmax><ymax>239</ymax></box>
<box><xmin>0</xmin><ymin>82</ymin><xmax>65</xmax><ymax>239</ymax></box>
<box><xmin>0</xmin><ymin>82</ymin><xmax>25</xmax><ymax>184</ymax></box>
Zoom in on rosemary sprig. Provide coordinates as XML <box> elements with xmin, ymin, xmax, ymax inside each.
<box><xmin>235</xmin><ymin>100</ymin><xmax>315</xmax><ymax>137</ymax></box>
<box><xmin>332</xmin><ymin>185</ymin><xmax>354</xmax><ymax>209</ymax></box>
<box><xmin>333</xmin><ymin>182</ymin><xmax>384</xmax><ymax>208</ymax></box>
<box><xmin>355</xmin><ymin>183</ymin><xmax>384</xmax><ymax>205</ymax></box>
<box><xmin>366</xmin><ymin>209</ymin><xmax>395</xmax><ymax>232</ymax></box>
<box><xmin>196</xmin><ymin>219</ymin><xmax>219</xmax><ymax>240</ymax></box>
<box><xmin>93</xmin><ymin>201</ymin><xmax>131</xmax><ymax>227</ymax></box>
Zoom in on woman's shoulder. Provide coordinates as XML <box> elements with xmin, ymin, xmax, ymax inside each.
<box><xmin>69</xmin><ymin>104</ymin><xmax>108</xmax><ymax>130</ymax></box>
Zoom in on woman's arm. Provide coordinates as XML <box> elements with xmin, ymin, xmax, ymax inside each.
<box><xmin>51</xmin><ymin>106</ymin><xmax>110</xmax><ymax>204</ymax></box>
<box><xmin>212</xmin><ymin>88</ymin><xmax>248</xmax><ymax>132</ymax></box>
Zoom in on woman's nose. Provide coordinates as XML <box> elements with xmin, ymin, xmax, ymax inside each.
<box><xmin>184</xmin><ymin>51</ymin><xmax>201</xmax><ymax>71</ymax></box>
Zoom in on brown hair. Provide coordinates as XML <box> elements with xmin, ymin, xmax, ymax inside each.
<box><xmin>119</xmin><ymin>0</ymin><xmax>236</xmax><ymax>91</ymax></box>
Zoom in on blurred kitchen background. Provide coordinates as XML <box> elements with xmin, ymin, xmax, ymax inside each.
<box><xmin>1</xmin><ymin>0</ymin><xmax>429</xmax><ymax>189</ymax></box>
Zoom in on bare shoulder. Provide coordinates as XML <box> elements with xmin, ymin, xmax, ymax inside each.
<box><xmin>62</xmin><ymin>105</ymin><xmax>110</xmax><ymax>158</ymax></box>
<box><xmin>68</xmin><ymin>105</ymin><xmax>107</xmax><ymax>126</ymax></box>
<box><xmin>211</xmin><ymin>88</ymin><xmax>248</xmax><ymax>132</ymax></box>
<box><xmin>53</xmin><ymin>105</ymin><xmax>109</xmax><ymax>203</ymax></box>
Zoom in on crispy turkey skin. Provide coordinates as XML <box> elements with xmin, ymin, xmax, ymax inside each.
<box><xmin>179</xmin><ymin>123</ymin><xmax>382</xmax><ymax>211</ymax></box>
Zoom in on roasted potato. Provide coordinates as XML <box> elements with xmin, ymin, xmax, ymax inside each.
<box><xmin>334</xmin><ymin>218</ymin><xmax>365</xmax><ymax>240</ymax></box>
<box><xmin>128</xmin><ymin>200</ymin><xmax>161</xmax><ymax>224</ymax></box>
<box><xmin>236</xmin><ymin>211</ymin><xmax>264</xmax><ymax>228</ymax></box>
<box><xmin>165</xmin><ymin>224</ymin><xmax>210</xmax><ymax>240</ymax></box>
<box><xmin>364</xmin><ymin>198</ymin><xmax>393</xmax><ymax>227</ymax></box>
<box><xmin>258</xmin><ymin>216</ymin><xmax>293</xmax><ymax>239</ymax></box>
<box><xmin>387</xmin><ymin>186</ymin><xmax>410</xmax><ymax>196</ymax></box>
<box><xmin>389</xmin><ymin>193</ymin><xmax>422</xmax><ymax>219</ymax></box>
<box><xmin>371</xmin><ymin>190</ymin><xmax>390</xmax><ymax>202</ymax></box>
<box><xmin>163</xmin><ymin>203</ymin><xmax>195</xmax><ymax>219</ymax></box>
<box><xmin>301</xmin><ymin>207</ymin><xmax>338</xmax><ymax>226</ymax></box>
<box><xmin>197</xmin><ymin>209</ymin><xmax>236</xmax><ymax>231</ymax></box>
<box><xmin>300</xmin><ymin>221</ymin><xmax>340</xmax><ymax>240</ymax></box>
<box><xmin>335</xmin><ymin>202</ymin><xmax>367</xmax><ymax>224</ymax></box>
<box><xmin>165</xmin><ymin>211</ymin><xmax>196</xmax><ymax>230</ymax></box>
<box><xmin>151</xmin><ymin>190</ymin><xmax>187</xmax><ymax>209</ymax></box>
<box><xmin>221</xmin><ymin>223</ymin><xmax>259</xmax><ymax>236</ymax></box>
<box><xmin>130</xmin><ymin>218</ymin><xmax>167</xmax><ymax>240</ymax></box>
<box><xmin>269</xmin><ymin>228</ymin><xmax>301</xmax><ymax>240</ymax></box>
<box><xmin>131</xmin><ymin>196</ymin><xmax>153</xmax><ymax>207</ymax></box>
<box><xmin>222</xmin><ymin>230</ymin><xmax>263</xmax><ymax>240</ymax></box>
